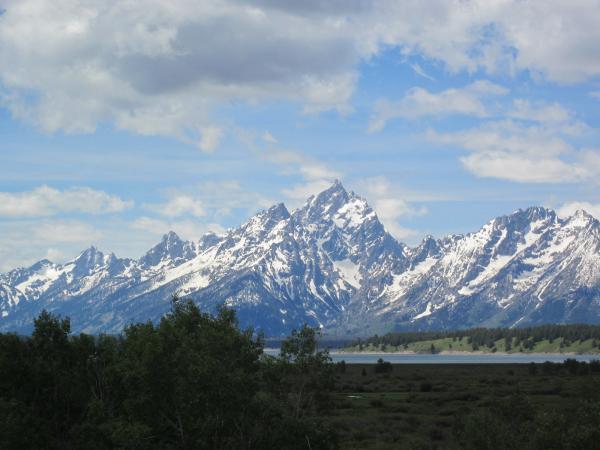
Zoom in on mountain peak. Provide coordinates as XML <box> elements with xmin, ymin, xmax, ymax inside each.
<box><xmin>162</xmin><ymin>231</ymin><xmax>182</xmax><ymax>244</ymax></box>
<box><xmin>140</xmin><ymin>231</ymin><xmax>192</xmax><ymax>268</ymax></box>
<box><xmin>523</xmin><ymin>206</ymin><xmax>556</xmax><ymax>221</ymax></box>
<box><xmin>266</xmin><ymin>202</ymin><xmax>290</xmax><ymax>221</ymax></box>
<box><xmin>322</xmin><ymin>178</ymin><xmax>348</xmax><ymax>197</ymax></box>
<box><xmin>3</xmin><ymin>182</ymin><xmax>600</xmax><ymax>336</ymax></box>
<box><xmin>71</xmin><ymin>246</ymin><xmax>106</xmax><ymax>274</ymax></box>
<box><xmin>77</xmin><ymin>245</ymin><xmax>102</xmax><ymax>259</ymax></box>
<box><xmin>298</xmin><ymin>180</ymin><xmax>353</xmax><ymax>218</ymax></box>
<box><xmin>566</xmin><ymin>209</ymin><xmax>596</xmax><ymax>228</ymax></box>
<box><xmin>573</xmin><ymin>209</ymin><xmax>593</xmax><ymax>219</ymax></box>
<box><xmin>495</xmin><ymin>207</ymin><xmax>557</xmax><ymax>232</ymax></box>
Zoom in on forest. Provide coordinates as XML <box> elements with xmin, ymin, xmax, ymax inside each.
<box><xmin>0</xmin><ymin>299</ymin><xmax>337</xmax><ymax>449</ymax></box>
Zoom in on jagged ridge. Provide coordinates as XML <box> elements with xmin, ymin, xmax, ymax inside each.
<box><xmin>1</xmin><ymin>181</ymin><xmax>599</xmax><ymax>336</ymax></box>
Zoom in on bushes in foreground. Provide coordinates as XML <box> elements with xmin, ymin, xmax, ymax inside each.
<box><xmin>0</xmin><ymin>299</ymin><xmax>337</xmax><ymax>450</ymax></box>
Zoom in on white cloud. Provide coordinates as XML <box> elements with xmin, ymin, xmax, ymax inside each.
<box><xmin>198</xmin><ymin>126</ymin><xmax>223</xmax><ymax>152</ymax></box>
<box><xmin>591</xmin><ymin>91</ymin><xmax>600</xmax><ymax>100</ymax></box>
<box><xmin>459</xmin><ymin>152</ymin><xmax>585</xmax><ymax>184</ymax></box>
<box><xmin>369</xmin><ymin>80</ymin><xmax>507</xmax><ymax>132</ymax></box>
<box><xmin>376</xmin><ymin>1</ymin><xmax>600</xmax><ymax>83</ymax></box>
<box><xmin>0</xmin><ymin>186</ymin><xmax>132</xmax><ymax>217</ymax></box>
<box><xmin>427</xmin><ymin>102</ymin><xmax>600</xmax><ymax>184</ymax></box>
<box><xmin>251</xmin><ymin>141</ymin><xmax>341</xmax><ymax>208</ymax></box>
<box><xmin>131</xmin><ymin>217</ymin><xmax>225</xmax><ymax>240</ymax></box>
<box><xmin>145</xmin><ymin>195</ymin><xmax>206</xmax><ymax>218</ymax></box>
<box><xmin>410</xmin><ymin>62</ymin><xmax>435</xmax><ymax>81</ymax></box>
<box><xmin>43</xmin><ymin>248</ymin><xmax>65</xmax><ymax>263</ymax></box>
<box><xmin>557</xmin><ymin>201</ymin><xmax>600</xmax><ymax>219</ymax></box>
<box><xmin>506</xmin><ymin>99</ymin><xmax>588</xmax><ymax>136</ymax></box>
<box><xmin>356</xmin><ymin>176</ymin><xmax>427</xmax><ymax>240</ymax></box>
<box><xmin>2</xmin><ymin>1</ymin><xmax>600</xmax><ymax>144</ymax></box>
<box><xmin>282</xmin><ymin>179</ymin><xmax>335</xmax><ymax>206</ymax></box>
<box><xmin>31</xmin><ymin>220</ymin><xmax>104</xmax><ymax>243</ymax></box>
<box><xmin>0</xmin><ymin>219</ymin><xmax>104</xmax><ymax>271</ymax></box>
<box><xmin>193</xmin><ymin>180</ymin><xmax>274</xmax><ymax>216</ymax></box>
<box><xmin>262</xmin><ymin>131</ymin><xmax>277</xmax><ymax>143</ymax></box>
<box><xmin>145</xmin><ymin>181</ymin><xmax>273</xmax><ymax>220</ymax></box>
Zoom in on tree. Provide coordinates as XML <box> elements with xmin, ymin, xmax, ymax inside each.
<box><xmin>0</xmin><ymin>300</ymin><xmax>339</xmax><ymax>450</ymax></box>
<box><xmin>374</xmin><ymin>358</ymin><xmax>393</xmax><ymax>374</ymax></box>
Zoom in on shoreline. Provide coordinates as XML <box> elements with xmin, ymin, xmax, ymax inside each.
<box><xmin>264</xmin><ymin>348</ymin><xmax>600</xmax><ymax>357</ymax></box>
<box><xmin>330</xmin><ymin>350</ymin><xmax>598</xmax><ymax>356</ymax></box>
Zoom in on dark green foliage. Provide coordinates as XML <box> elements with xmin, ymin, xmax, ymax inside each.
<box><xmin>455</xmin><ymin>392</ymin><xmax>600</xmax><ymax>450</ymax></box>
<box><xmin>328</xmin><ymin>362</ymin><xmax>600</xmax><ymax>449</ymax></box>
<box><xmin>454</xmin><ymin>393</ymin><xmax>536</xmax><ymax>449</ymax></box>
<box><xmin>419</xmin><ymin>381</ymin><xmax>433</xmax><ymax>392</ymax></box>
<box><xmin>0</xmin><ymin>301</ymin><xmax>337</xmax><ymax>449</ymax></box>
<box><xmin>528</xmin><ymin>362</ymin><xmax>538</xmax><ymax>375</ymax></box>
<box><xmin>374</xmin><ymin>358</ymin><xmax>393</xmax><ymax>374</ymax></box>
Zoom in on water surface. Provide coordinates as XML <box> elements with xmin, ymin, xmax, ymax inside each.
<box><xmin>264</xmin><ymin>349</ymin><xmax>599</xmax><ymax>364</ymax></box>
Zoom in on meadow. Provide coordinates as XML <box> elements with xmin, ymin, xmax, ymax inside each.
<box><xmin>325</xmin><ymin>360</ymin><xmax>600</xmax><ymax>449</ymax></box>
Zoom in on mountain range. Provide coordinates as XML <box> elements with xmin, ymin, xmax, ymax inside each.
<box><xmin>1</xmin><ymin>180</ymin><xmax>600</xmax><ymax>336</ymax></box>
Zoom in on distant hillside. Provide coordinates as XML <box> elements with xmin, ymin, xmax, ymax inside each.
<box><xmin>348</xmin><ymin>324</ymin><xmax>600</xmax><ymax>354</ymax></box>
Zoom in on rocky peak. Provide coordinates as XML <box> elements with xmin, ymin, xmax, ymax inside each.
<box><xmin>140</xmin><ymin>231</ymin><xmax>195</xmax><ymax>268</ymax></box>
<box><xmin>414</xmin><ymin>235</ymin><xmax>441</xmax><ymax>258</ymax></box>
<box><xmin>74</xmin><ymin>246</ymin><xmax>105</xmax><ymax>267</ymax></box>
<box><xmin>295</xmin><ymin>180</ymin><xmax>374</xmax><ymax>230</ymax></box>
<box><xmin>265</xmin><ymin>203</ymin><xmax>291</xmax><ymax>222</ymax></box>
<box><xmin>297</xmin><ymin>180</ymin><xmax>351</xmax><ymax>221</ymax></box>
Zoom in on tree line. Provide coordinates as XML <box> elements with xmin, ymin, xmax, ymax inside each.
<box><xmin>355</xmin><ymin>323</ymin><xmax>600</xmax><ymax>350</ymax></box>
<box><xmin>0</xmin><ymin>298</ymin><xmax>338</xmax><ymax>449</ymax></box>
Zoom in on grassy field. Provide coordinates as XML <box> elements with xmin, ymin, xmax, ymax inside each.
<box><xmin>345</xmin><ymin>336</ymin><xmax>600</xmax><ymax>354</ymax></box>
<box><xmin>324</xmin><ymin>362</ymin><xmax>600</xmax><ymax>449</ymax></box>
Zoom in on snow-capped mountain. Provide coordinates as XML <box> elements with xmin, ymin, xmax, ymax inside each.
<box><xmin>1</xmin><ymin>181</ymin><xmax>600</xmax><ymax>336</ymax></box>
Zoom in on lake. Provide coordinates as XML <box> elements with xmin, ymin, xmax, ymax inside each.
<box><xmin>263</xmin><ymin>349</ymin><xmax>600</xmax><ymax>364</ymax></box>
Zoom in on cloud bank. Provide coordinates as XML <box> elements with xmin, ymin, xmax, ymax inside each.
<box><xmin>2</xmin><ymin>0</ymin><xmax>600</xmax><ymax>148</ymax></box>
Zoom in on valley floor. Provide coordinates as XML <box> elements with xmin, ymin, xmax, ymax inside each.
<box><xmin>324</xmin><ymin>361</ymin><xmax>600</xmax><ymax>449</ymax></box>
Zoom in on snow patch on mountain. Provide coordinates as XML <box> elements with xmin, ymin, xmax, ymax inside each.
<box><xmin>1</xmin><ymin>181</ymin><xmax>599</xmax><ymax>335</ymax></box>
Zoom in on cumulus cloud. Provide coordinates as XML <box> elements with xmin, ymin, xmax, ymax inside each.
<box><xmin>557</xmin><ymin>201</ymin><xmax>600</xmax><ymax>219</ymax></box>
<box><xmin>422</xmin><ymin>89</ymin><xmax>598</xmax><ymax>184</ymax></box>
<box><xmin>507</xmin><ymin>99</ymin><xmax>573</xmax><ymax>124</ymax></box>
<box><xmin>198</xmin><ymin>126</ymin><xmax>223</xmax><ymax>152</ymax></box>
<box><xmin>0</xmin><ymin>0</ymin><xmax>362</xmax><ymax>143</ymax></box>
<box><xmin>0</xmin><ymin>186</ymin><xmax>132</xmax><ymax>217</ymax></box>
<box><xmin>0</xmin><ymin>219</ymin><xmax>104</xmax><ymax>271</ymax></box>
<box><xmin>144</xmin><ymin>181</ymin><xmax>273</xmax><ymax>220</ymax></box>
<box><xmin>131</xmin><ymin>217</ymin><xmax>226</xmax><ymax>241</ymax></box>
<box><xmin>506</xmin><ymin>99</ymin><xmax>588</xmax><ymax>136</ymax></box>
<box><xmin>357</xmin><ymin>176</ymin><xmax>427</xmax><ymax>240</ymax></box>
<box><xmin>427</xmin><ymin>119</ymin><xmax>593</xmax><ymax>183</ymax></box>
<box><xmin>282</xmin><ymin>179</ymin><xmax>336</xmax><ymax>206</ymax></box>
<box><xmin>252</xmin><ymin>141</ymin><xmax>341</xmax><ymax>208</ymax></box>
<box><xmin>2</xmin><ymin>0</ymin><xmax>600</xmax><ymax>144</ymax></box>
<box><xmin>145</xmin><ymin>195</ymin><xmax>206</xmax><ymax>218</ymax></box>
<box><xmin>369</xmin><ymin>80</ymin><xmax>508</xmax><ymax>132</ymax></box>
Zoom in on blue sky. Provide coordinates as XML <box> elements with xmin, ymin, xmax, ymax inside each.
<box><xmin>1</xmin><ymin>0</ymin><xmax>600</xmax><ymax>271</ymax></box>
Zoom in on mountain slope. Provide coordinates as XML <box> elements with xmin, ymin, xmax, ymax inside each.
<box><xmin>1</xmin><ymin>181</ymin><xmax>599</xmax><ymax>335</ymax></box>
